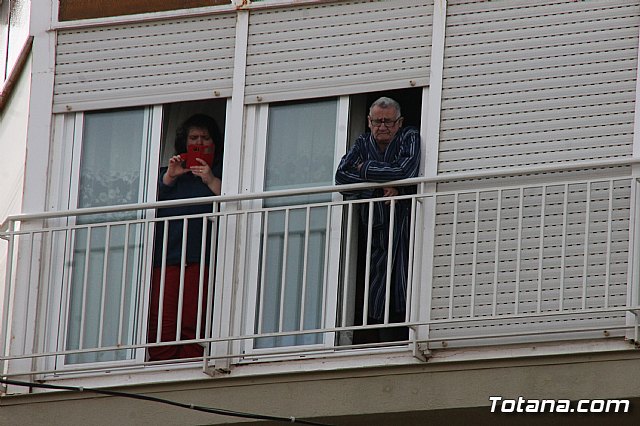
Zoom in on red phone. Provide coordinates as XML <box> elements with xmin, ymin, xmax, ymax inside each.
<box><xmin>184</xmin><ymin>144</ymin><xmax>215</xmax><ymax>169</ymax></box>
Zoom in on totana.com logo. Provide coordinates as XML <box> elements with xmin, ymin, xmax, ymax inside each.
<box><xmin>489</xmin><ymin>396</ymin><xmax>630</xmax><ymax>413</ymax></box>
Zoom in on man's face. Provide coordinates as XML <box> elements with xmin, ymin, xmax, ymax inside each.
<box><xmin>368</xmin><ymin>105</ymin><xmax>403</xmax><ymax>146</ymax></box>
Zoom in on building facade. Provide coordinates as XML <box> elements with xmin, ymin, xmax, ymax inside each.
<box><xmin>1</xmin><ymin>0</ymin><xmax>640</xmax><ymax>424</ymax></box>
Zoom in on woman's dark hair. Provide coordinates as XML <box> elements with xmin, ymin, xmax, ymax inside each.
<box><xmin>174</xmin><ymin>114</ymin><xmax>223</xmax><ymax>158</ymax></box>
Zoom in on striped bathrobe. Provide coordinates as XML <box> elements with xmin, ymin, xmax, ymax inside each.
<box><xmin>335</xmin><ymin>126</ymin><xmax>421</xmax><ymax>321</ymax></box>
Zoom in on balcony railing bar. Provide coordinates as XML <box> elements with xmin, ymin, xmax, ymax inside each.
<box><xmin>582</xmin><ymin>182</ymin><xmax>592</xmax><ymax>310</ymax></box>
<box><xmin>405</xmin><ymin>197</ymin><xmax>418</xmax><ymax>323</ymax></box>
<box><xmin>117</xmin><ymin>222</ymin><xmax>131</xmax><ymax>344</ymax></box>
<box><xmin>3</xmin><ymin>156</ymin><xmax>637</xmax><ymax>228</ymax></box>
<box><xmin>257</xmin><ymin>210</ymin><xmax>269</xmax><ymax>335</ymax></box>
<box><xmin>1</xmin><ymin>176</ymin><xmax>632</xmax><ymax>239</ymax></box>
<box><xmin>196</xmin><ymin>217</ymin><xmax>208</xmax><ymax>339</ymax></box>
<box><xmin>384</xmin><ymin>198</ymin><xmax>396</xmax><ymax>324</ymax></box>
<box><xmin>340</xmin><ymin>203</ymin><xmax>354</xmax><ymax>328</ymax></box>
<box><xmin>448</xmin><ymin>192</ymin><xmax>458</xmax><ymax>320</ymax></box>
<box><xmin>278</xmin><ymin>208</ymin><xmax>291</xmax><ymax>334</ymax></box>
<box><xmin>470</xmin><ymin>191</ymin><xmax>480</xmax><ymax>318</ymax></box>
<box><xmin>78</xmin><ymin>226</ymin><xmax>92</xmax><ymax>351</ymax></box>
<box><xmin>156</xmin><ymin>220</ymin><xmax>168</xmax><ymax>343</ymax></box>
<box><xmin>97</xmin><ymin>224</ymin><xmax>111</xmax><ymax>348</ymax></box>
<box><xmin>362</xmin><ymin>200</ymin><xmax>374</xmax><ymax>325</ymax></box>
<box><xmin>515</xmin><ymin>187</ymin><xmax>524</xmax><ymax>315</ymax></box>
<box><xmin>559</xmin><ymin>184</ymin><xmax>568</xmax><ymax>310</ymax></box>
<box><xmin>492</xmin><ymin>189</ymin><xmax>502</xmax><ymax>316</ymax></box>
<box><xmin>536</xmin><ymin>186</ymin><xmax>547</xmax><ymax>314</ymax></box>
<box><xmin>321</xmin><ymin>204</ymin><xmax>332</xmax><ymax>331</ymax></box>
<box><xmin>2</xmin><ymin>309</ymin><xmax>639</xmax><ymax>379</ymax></box>
<box><xmin>4</xmin><ymin>304</ymin><xmax>637</xmax><ymax>362</ymax></box>
<box><xmin>299</xmin><ymin>206</ymin><xmax>311</xmax><ymax>331</ymax></box>
<box><xmin>175</xmin><ymin>218</ymin><xmax>189</xmax><ymax>342</ymax></box>
<box><xmin>4</xmin><ymin>305</ymin><xmax>638</xmax><ymax>363</ymax></box>
<box><xmin>605</xmin><ymin>179</ymin><xmax>614</xmax><ymax>309</ymax></box>
<box><xmin>205</xmin><ymin>214</ymin><xmax>218</xmax><ymax>341</ymax></box>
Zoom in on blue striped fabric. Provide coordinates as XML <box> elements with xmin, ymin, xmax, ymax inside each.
<box><xmin>335</xmin><ymin>126</ymin><xmax>421</xmax><ymax>321</ymax></box>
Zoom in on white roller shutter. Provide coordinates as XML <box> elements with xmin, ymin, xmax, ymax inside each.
<box><xmin>438</xmin><ymin>0</ymin><xmax>639</xmax><ymax>174</ymax></box>
<box><xmin>244</xmin><ymin>0</ymin><xmax>432</xmax><ymax>104</ymax></box>
<box><xmin>430</xmin><ymin>0</ymin><xmax>639</xmax><ymax>347</ymax></box>
<box><xmin>53</xmin><ymin>13</ymin><xmax>236</xmax><ymax>113</ymax></box>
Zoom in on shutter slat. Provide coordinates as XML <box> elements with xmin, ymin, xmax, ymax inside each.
<box><xmin>53</xmin><ymin>13</ymin><xmax>236</xmax><ymax>112</ymax></box>
<box><xmin>244</xmin><ymin>0</ymin><xmax>432</xmax><ymax>104</ymax></box>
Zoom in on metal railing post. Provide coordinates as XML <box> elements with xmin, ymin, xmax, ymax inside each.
<box><xmin>0</xmin><ymin>220</ymin><xmax>16</xmax><ymax>381</ymax></box>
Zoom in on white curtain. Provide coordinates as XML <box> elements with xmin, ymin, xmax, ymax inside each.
<box><xmin>66</xmin><ymin>109</ymin><xmax>148</xmax><ymax>364</ymax></box>
<box><xmin>256</xmin><ymin>99</ymin><xmax>337</xmax><ymax>348</ymax></box>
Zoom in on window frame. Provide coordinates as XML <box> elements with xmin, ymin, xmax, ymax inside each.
<box><xmin>42</xmin><ymin>106</ymin><xmax>162</xmax><ymax>375</ymax></box>
<box><xmin>236</xmin><ymin>96</ymin><xmax>349</xmax><ymax>360</ymax></box>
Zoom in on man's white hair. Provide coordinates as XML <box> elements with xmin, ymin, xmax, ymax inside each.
<box><xmin>369</xmin><ymin>97</ymin><xmax>401</xmax><ymax>118</ymax></box>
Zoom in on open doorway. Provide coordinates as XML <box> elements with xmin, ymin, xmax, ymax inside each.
<box><xmin>340</xmin><ymin>87</ymin><xmax>423</xmax><ymax>347</ymax></box>
<box><xmin>147</xmin><ymin>98</ymin><xmax>227</xmax><ymax>361</ymax></box>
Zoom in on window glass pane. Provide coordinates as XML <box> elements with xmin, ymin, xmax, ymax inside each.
<box><xmin>257</xmin><ymin>99</ymin><xmax>337</xmax><ymax>348</ymax></box>
<box><xmin>265</xmin><ymin>100</ymin><xmax>337</xmax><ymax>192</ymax></box>
<box><xmin>0</xmin><ymin>1</ymin><xmax>9</xmax><ymax>80</ymax></box>
<box><xmin>77</xmin><ymin>109</ymin><xmax>146</xmax><ymax>212</ymax></box>
<box><xmin>4</xmin><ymin>0</ymin><xmax>30</xmax><ymax>80</ymax></box>
<box><xmin>66</xmin><ymin>108</ymin><xmax>148</xmax><ymax>364</ymax></box>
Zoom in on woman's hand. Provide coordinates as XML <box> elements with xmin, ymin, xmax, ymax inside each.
<box><xmin>191</xmin><ymin>158</ymin><xmax>221</xmax><ymax>195</ymax></box>
<box><xmin>163</xmin><ymin>155</ymin><xmax>189</xmax><ymax>185</ymax></box>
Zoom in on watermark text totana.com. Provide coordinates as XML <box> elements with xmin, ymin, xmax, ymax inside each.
<box><xmin>489</xmin><ymin>396</ymin><xmax>630</xmax><ymax>413</ymax></box>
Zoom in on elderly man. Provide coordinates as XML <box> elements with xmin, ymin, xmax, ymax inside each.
<box><xmin>335</xmin><ymin>96</ymin><xmax>421</xmax><ymax>342</ymax></box>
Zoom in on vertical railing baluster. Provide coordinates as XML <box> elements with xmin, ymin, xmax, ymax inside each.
<box><xmin>559</xmin><ymin>184</ymin><xmax>569</xmax><ymax>311</ymax></box>
<box><xmin>196</xmin><ymin>216</ymin><xmax>208</xmax><ymax>340</ymax></box>
<box><xmin>79</xmin><ymin>226</ymin><xmax>93</xmax><ymax>351</ymax></box>
<box><xmin>448</xmin><ymin>193</ymin><xmax>459</xmax><ymax>320</ymax></box>
<box><xmin>320</xmin><ymin>204</ymin><xmax>331</xmax><ymax>335</ymax></box>
<box><xmin>42</xmin><ymin>229</ymin><xmax>55</xmax><ymax>359</ymax></box>
<box><xmin>257</xmin><ymin>211</ymin><xmax>269</xmax><ymax>335</ymax></box>
<box><xmin>362</xmin><ymin>200</ymin><xmax>374</xmax><ymax>325</ymax></box>
<box><xmin>0</xmin><ymin>221</ymin><xmax>16</xmax><ymax>365</ymax></box>
<box><xmin>384</xmin><ymin>199</ymin><xmax>396</xmax><ymax>324</ymax></box>
<box><xmin>176</xmin><ymin>218</ymin><xmax>189</xmax><ymax>342</ymax></box>
<box><xmin>205</xmin><ymin>202</ymin><xmax>219</xmax><ymax>341</ymax></box>
<box><xmin>24</xmin><ymin>231</ymin><xmax>36</xmax><ymax>356</ymax></box>
<box><xmin>492</xmin><ymin>190</ymin><xmax>502</xmax><ymax>317</ymax></box>
<box><xmin>98</xmin><ymin>225</ymin><xmax>111</xmax><ymax>348</ymax></box>
<box><xmin>537</xmin><ymin>186</ymin><xmax>547</xmax><ymax>314</ymax></box>
<box><xmin>470</xmin><ymin>191</ymin><xmax>480</xmax><ymax>318</ymax></box>
<box><xmin>156</xmin><ymin>219</ymin><xmax>169</xmax><ymax>343</ymax></box>
<box><xmin>582</xmin><ymin>182</ymin><xmax>592</xmax><ymax>310</ymax></box>
<box><xmin>604</xmin><ymin>180</ymin><xmax>614</xmax><ymax>309</ymax></box>
<box><xmin>299</xmin><ymin>207</ymin><xmax>311</xmax><ymax>332</ymax></box>
<box><xmin>117</xmin><ymin>222</ymin><xmax>130</xmax><ymax>346</ymax></box>
<box><xmin>515</xmin><ymin>188</ymin><xmax>524</xmax><ymax>315</ymax></box>
<box><xmin>405</xmin><ymin>196</ymin><xmax>417</xmax><ymax>323</ymax></box>
<box><xmin>278</xmin><ymin>208</ymin><xmax>291</xmax><ymax>334</ymax></box>
<box><xmin>341</xmin><ymin>202</ymin><xmax>354</xmax><ymax>328</ymax></box>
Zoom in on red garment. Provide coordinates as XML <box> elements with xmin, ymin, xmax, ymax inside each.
<box><xmin>147</xmin><ymin>264</ymin><xmax>210</xmax><ymax>361</ymax></box>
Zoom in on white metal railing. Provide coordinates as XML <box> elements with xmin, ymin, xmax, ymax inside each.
<box><xmin>1</xmin><ymin>167</ymin><xmax>640</xmax><ymax>379</ymax></box>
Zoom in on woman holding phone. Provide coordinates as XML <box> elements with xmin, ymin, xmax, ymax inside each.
<box><xmin>148</xmin><ymin>114</ymin><xmax>223</xmax><ymax>361</ymax></box>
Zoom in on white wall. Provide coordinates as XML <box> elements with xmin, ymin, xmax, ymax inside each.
<box><xmin>0</xmin><ymin>56</ymin><xmax>30</xmax><ymax>349</ymax></box>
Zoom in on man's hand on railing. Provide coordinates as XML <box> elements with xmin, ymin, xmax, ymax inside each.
<box><xmin>383</xmin><ymin>186</ymin><xmax>398</xmax><ymax>205</ymax></box>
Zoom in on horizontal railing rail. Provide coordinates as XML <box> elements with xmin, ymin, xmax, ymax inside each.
<box><xmin>1</xmin><ymin>156</ymin><xmax>636</xmax><ymax>227</ymax></box>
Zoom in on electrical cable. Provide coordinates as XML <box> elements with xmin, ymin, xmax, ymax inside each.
<box><xmin>0</xmin><ymin>377</ymin><xmax>334</xmax><ymax>426</ymax></box>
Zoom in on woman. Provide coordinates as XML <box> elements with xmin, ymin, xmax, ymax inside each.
<box><xmin>147</xmin><ymin>114</ymin><xmax>223</xmax><ymax>361</ymax></box>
